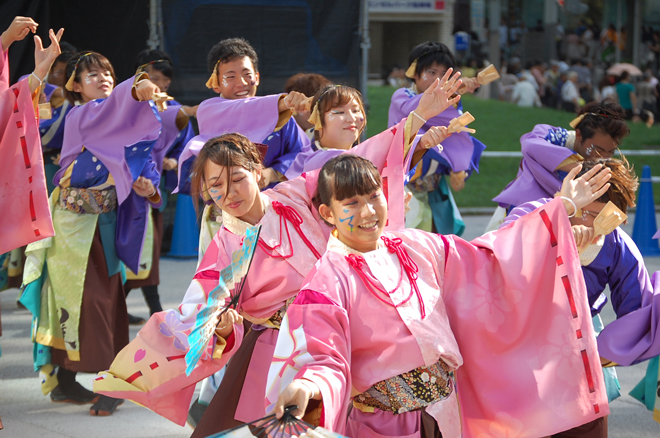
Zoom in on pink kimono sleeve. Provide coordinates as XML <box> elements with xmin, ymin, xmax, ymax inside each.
<box><xmin>0</xmin><ymin>52</ymin><xmax>54</xmax><ymax>254</ymax></box>
<box><xmin>94</xmin><ymin>236</ymin><xmax>243</xmax><ymax>426</ymax></box>
<box><xmin>439</xmin><ymin>198</ymin><xmax>609</xmax><ymax>437</ymax></box>
<box><xmin>265</xmin><ymin>268</ymin><xmax>352</xmax><ymax>434</ymax></box>
<box><xmin>0</xmin><ymin>40</ymin><xmax>8</xmax><ymax>94</ymax></box>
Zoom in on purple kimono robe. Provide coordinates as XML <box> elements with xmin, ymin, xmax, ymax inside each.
<box><xmin>53</xmin><ymin>77</ymin><xmax>163</xmax><ymax>271</ymax></box>
<box><xmin>388</xmin><ymin>87</ymin><xmax>486</xmax><ymax>177</ymax></box>
<box><xmin>493</xmin><ymin>124</ymin><xmax>578</xmax><ymax>208</ymax></box>
<box><xmin>150</xmin><ymin>100</ymin><xmax>194</xmax><ymax>192</ymax></box>
<box><xmin>176</xmin><ymin>94</ymin><xmax>309</xmax><ymax>192</ymax></box>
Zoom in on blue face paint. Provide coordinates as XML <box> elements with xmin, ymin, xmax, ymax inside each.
<box><xmin>209</xmin><ymin>187</ymin><xmax>223</xmax><ymax>203</ymax></box>
<box><xmin>338</xmin><ymin>214</ymin><xmax>355</xmax><ymax>233</ymax></box>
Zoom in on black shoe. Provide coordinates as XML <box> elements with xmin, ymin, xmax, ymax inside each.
<box><xmin>50</xmin><ymin>383</ymin><xmax>99</xmax><ymax>404</ymax></box>
<box><xmin>89</xmin><ymin>395</ymin><xmax>124</xmax><ymax>416</ymax></box>
<box><xmin>187</xmin><ymin>399</ymin><xmax>208</xmax><ymax>429</ymax></box>
<box><xmin>128</xmin><ymin>313</ymin><xmax>146</xmax><ymax>325</ymax></box>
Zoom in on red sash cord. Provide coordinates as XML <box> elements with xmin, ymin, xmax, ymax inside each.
<box><xmin>257</xmin><ymin>201</ymin><xmax>322</xmax><ymax>260</ymax></box>
<box><xmin>345</xmin><ymin>236</ymin><xmax>426</xmax><ymax>318</ymax></box>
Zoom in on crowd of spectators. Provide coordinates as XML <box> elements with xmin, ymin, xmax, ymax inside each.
<box><xmin>383</xmin><ymin>18</ymin><xmax>660</xmax><ymax>126</ymax></box>
<box><xmin>497</xmin><ymin>19</ymin><xmax>660</xmax><ymax>125</ymax></box>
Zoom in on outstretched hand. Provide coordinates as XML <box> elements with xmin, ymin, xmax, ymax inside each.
<box><xmin>415</xmin><ymin>69</ymin><xmax>463</xmax><ymax>121</ymax></box>
<box><xmin>560</xmin><ymin>164</ymin><xmax>611</xmax><ymax>212</ymax></box>
<box><xmin>34</xmin><ymin>28</ymin><xmax>63</xmax><ymax>81</ymax></box>
<box><xmin>1</xmin><ymin>16</ymin><xmax>38</xmax><ymax>50</ymax></box>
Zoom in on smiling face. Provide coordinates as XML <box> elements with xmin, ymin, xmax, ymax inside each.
<box><xmin>204</xmin><ymin>161</ymin><xmax>263</xmax><ymax>224</ymax></box>
<box><xmin>320</xmin><ymin>187</ymin><xmax>387</xmax><ymax>253</ymax></box>
<box><xmin>318</xmin><ymin>97</ymin><xmax>365</xmax><ymax>150</ymax></box>
<box><xmin>72</xmin><ymin>67</ymin><xmax>114</xmax><ymax>102</ymax></box>
<box><xmin>212</xmin><ymin>56</ymin><xmax>260</xmax><ymax>99</ymax></box>
<box><xmin>575</xmin><ymin>129</ymin><xmax>618</xmax><ymax>159</ymax></box>
<box><xmin>414</xmin><ymin>61</ymin><xmax>448</xmax><ymax>93</ymax></box>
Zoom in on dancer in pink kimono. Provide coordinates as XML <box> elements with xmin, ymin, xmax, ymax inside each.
<box><xmin>269</xmin><ymin>155</ymin><xmax>614</xmax><ymax>438</ymax></box>
<box><xmin>94</xmin><ymin>75</ymin><xmax>462</xmax><ymax>435</ymax></box>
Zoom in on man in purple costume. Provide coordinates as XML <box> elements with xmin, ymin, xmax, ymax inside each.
<box><xmin>177</xmin><ymin>38</ymin><xmax>309</xmax><ymax>193</ymax></box>
<box><xmin>503</xmin><ymin>159</ymin><xmax>660</xmax><ymax>437</ymax></box>
<box><xmin>493</xmin><ymin>98</ymin><xmax>629</xmax><ymax>210</ymax></box>
<box><xmin>178</xmin><ymin>37</ymin><xmax>310</xmax><ymax>426</ymax></box>
<box><xmin>388</xmin><ymin>41</ymin><xmax>486</xmax><ymax>235</ymax></box>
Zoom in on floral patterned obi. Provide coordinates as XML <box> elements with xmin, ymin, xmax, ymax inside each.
<box><xmin>353</xmin><ymin>359</ymin><xmax>453</xmax><ymax>414</ymax></box>
<box><xmin>408</xmin><ymin>173</ymin><xmax>441</xmax><ymax>193</ymax></box>
<box><xmin>59</xmin><ymin>187</ymin><xmax>117</xmax><ymax>214</ymax></box>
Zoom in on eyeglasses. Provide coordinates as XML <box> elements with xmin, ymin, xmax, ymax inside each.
<box><xmin>585</xmin><ymin>143</ymin><xmax>617</xmax><ymax>158</ymax></box>
<box><xmin>581</xmin><ymin>209</ymin><xmax>600</xmax><ymax>220</ymax></box>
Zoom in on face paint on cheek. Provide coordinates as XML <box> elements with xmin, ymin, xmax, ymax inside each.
<box><xmin>327</xmin><ymin>113</ymin><xmax>336</xmax><ymax>122</ymax></box>
<box><xmin>84</xmin><ymin>75</ymin><xmax>92</xmax><ymax>85</ymax></box>
<box><xmin>250</xmin><ymin>80</ymin><xmax>256</xmax><ymax>86</ymax></box>
<box><xmin>338</xmin><ymin>214</ymin><xmax>355</xmax><ymax>233</ymax></box>
<box><xmin>422</xmin><ymin>73</ymin><xmax>428</xmax><ymax>81</ymax></box>
<box><xmin>585</xmin><ymin>145</ymin><xmax>594</xmax><ymax>156</ymax></box>
<box><xmin>221</xmin><ymin>78</ymin><xmax>228</xmax><ymax>87</ymax></box>
<box><xmin>208</xmin><ymin>188</ymin><xmax>223</xmax><ymax>203</ymax></box>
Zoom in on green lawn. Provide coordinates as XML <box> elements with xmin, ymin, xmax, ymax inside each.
<box><xmin>367</xmin><ymin>85</ymin><xmax>660</xmax><ymax>207</ymax></box>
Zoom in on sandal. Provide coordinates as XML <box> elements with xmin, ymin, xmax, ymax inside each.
<box><xmin>89</xmin><ymin>395</ymin><xmax>124</xmax><ymax>416</ymax></box>
<box><xmin>50</xmin><ymin>383</ymin><xmax>99</xmax><ymax>404</ymax></box>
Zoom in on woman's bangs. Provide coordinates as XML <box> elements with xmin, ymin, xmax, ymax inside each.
<box><xmin>332</xmin><ymin>159</ymin><xmax>381</xmax><ymax>201</ymax></box>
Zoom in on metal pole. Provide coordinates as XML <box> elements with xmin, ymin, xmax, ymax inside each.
<box><xmin>147</xmin><ymin>0</ymin><xmax>159</xmax><ymax>50</ymax></box>
<box><xmin>157</xmin><ymin>0</ymin><xmax>165</xmax><ymax>51</ymax></box>
<box><xmin>359</xmin><ymin>0</ymin><xmax>370</xmax><ymax>141</ymax></box>
<box><xmin>488</xmin><ymin>0</ymin><xmax>501</xmax><ymax>99</ymax></box>
<box><xmin>615</xmin><ymin>0</ymin><xmax>622</xmax><ymax>64</ymax></box>
<box><xmin>632</xmin><ymin>0</ymin><xmax>642</xmax><ymax>67</ymax></box>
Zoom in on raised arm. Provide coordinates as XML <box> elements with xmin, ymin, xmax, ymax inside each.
<box><xmin>31</xmin><ymin>28</ymin><xmax>63</xmax><ymax>94</ymax></box>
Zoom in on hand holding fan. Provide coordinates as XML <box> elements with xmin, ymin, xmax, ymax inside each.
<box><xmin>206</xmin><ymin>406</ymin><xmax>347</xmax><ymax>438</ymax></box>
<box><xmin>185</xmin><ymin>225</ymin><xmax>262</xmax><ymax>376</ymax></box>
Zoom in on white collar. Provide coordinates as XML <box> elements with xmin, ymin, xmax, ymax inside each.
<box><xmin>221</xmin><ymin>193</ymin><xmax>271</xmax><ymax>237</ymax></box>
<box><xmin>326</xmin><ymin>231</ymin><xmax>385</xmax><ymax>257</ymax></box>
<box><xmin>579</xmin><ymin>234</ymin><xmax>606</xmax><ymax>266</ymax></box>
<box><xmin>565</xmin><ymin>130</ymin><xmax>577</xmax><ymax>150</ymax></box>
